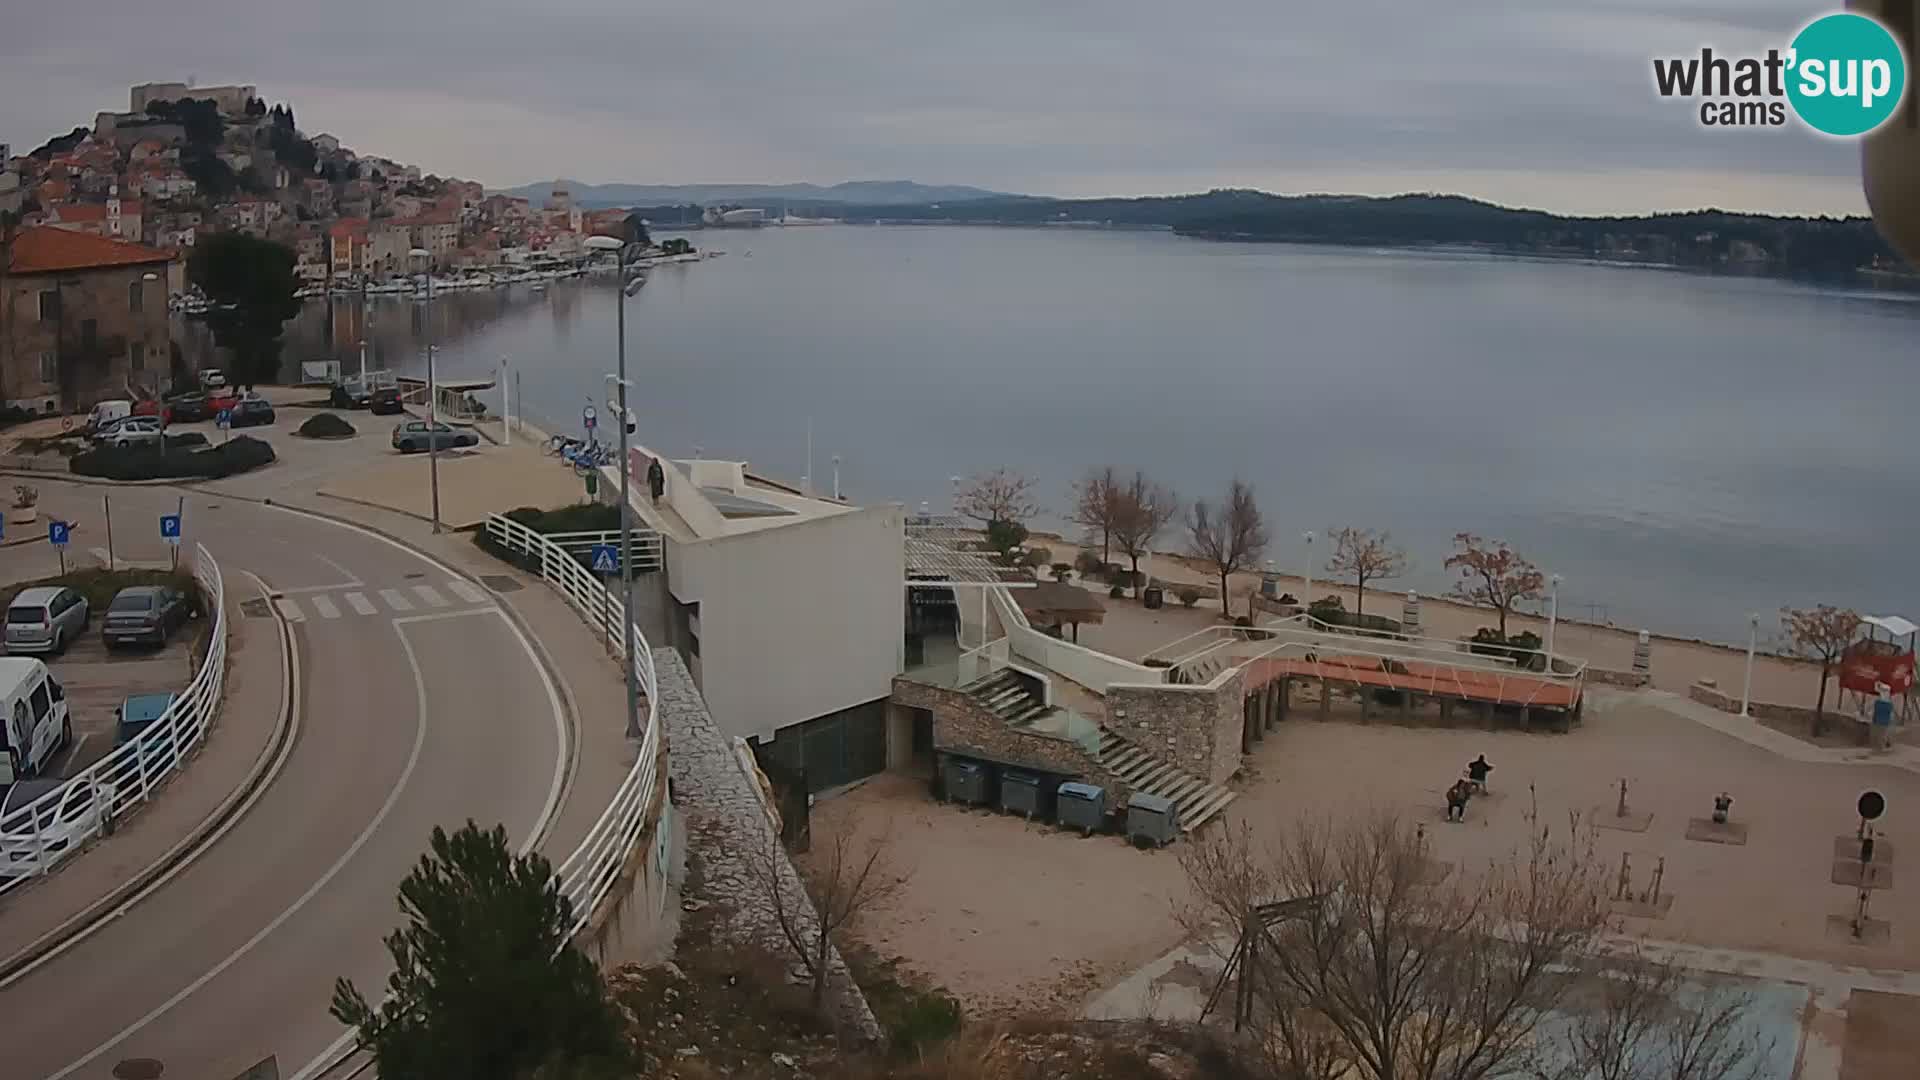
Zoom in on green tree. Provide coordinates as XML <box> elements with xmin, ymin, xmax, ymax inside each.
<box><xmin>330</xmin><ymin>821</ymin><xmax>627</xmax><ymax>1080</ymax></box>
<box><xmin>187</xmin><ymin>233</ymin><xmax>302</xmax><ymax>387</ymax></box>
<box><xmin>985</xmin><ymin>518</ymin><xmax>1030</xmax><ymax>564</ymax></box>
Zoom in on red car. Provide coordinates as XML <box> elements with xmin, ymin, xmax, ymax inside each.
<box><xmin>130</xmin><ymin>398</ymin><xmax>172</xmax><ymax>424</ymax></box>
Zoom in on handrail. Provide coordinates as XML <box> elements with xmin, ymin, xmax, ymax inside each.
<box><xmin>0</xmin><ymin>543</ymin><xmax>228</xmax><ymax>894</ymax></box>
<box><xmin>539</xmin><ymin>529</ymin><xmax>665</xmax><ymax>572</ymax></box>
<box><xmin>483</xmin><ymin>512</ymin><xmax>662</xmax><ymax>935</ymax></box>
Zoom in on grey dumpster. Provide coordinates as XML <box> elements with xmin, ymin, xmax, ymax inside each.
<box><xmin>945</xmin><ymin>758</ymin><xmax>990</xmax><ymax>807</ymax></box>
<box><xmin>1001</xmin><ymin>770</ymin><xmax>1044</xmax><ymax>818</ymax></box>
<box><xmin>1057</xmin><ymin>781</ymin><xmax>1106</xmax><ymax>835</ymax></box>
<box><xmin>1127</xmin><ymin>792</ymin><xmax>1180</xmax><ymax>847</ymax></box>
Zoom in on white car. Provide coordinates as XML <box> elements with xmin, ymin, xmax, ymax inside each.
<box><xmin>94</xmin><ymin>416</ymin><xmax>164</xmax><ymax>448</ymax></box>
<box><xmin>0</xmin><ymin>776</ymin><xmax>119</xmax><ymax>878</ymax></box>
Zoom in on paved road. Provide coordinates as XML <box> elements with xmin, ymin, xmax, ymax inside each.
<box><xmin>0</xmin><ymin>485</ymin><xmax>569</xmax><ymax>1080</ymax></box>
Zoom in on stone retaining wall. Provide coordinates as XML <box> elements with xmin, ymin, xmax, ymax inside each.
<box><xmin>1107</xmin><ymin>668</ymin><xmax>1245</xmax><ymax>785</ymax></box>
<box><xmin>661</xmin><ymin>649</ymin><xmax>883</xmax><ymax>1043</ymax></box>
<box><xmin>892</xmin><ymin>676</ymin><xmax>1138</xmax><ymax>803</ymax></box>
<box><xmin>1688</xmin><ymin>679</ymin><xmax>1827</xmax><ymax>729</ymax></box>
<box><xmin>1588</xmin><ymin>667</ymin><xmax>1651</xmax><ymax>689</ymax></box>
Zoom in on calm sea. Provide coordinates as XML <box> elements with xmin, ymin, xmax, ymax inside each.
<box><xmin>266</xmin><ymin>225</ymin><xmax>1920</xmax><ymax>645</ymax></box>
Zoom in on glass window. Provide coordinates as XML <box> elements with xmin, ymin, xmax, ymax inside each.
<box><xmin>6</xmin><ymin>605</ymin><xmax>43</xmax><ymax>624</ymax></box>
<box><xmin>130</xmin><ymin>342</ymin><xmax>145</xmax><ymax>371</ymax></box>
<box><xmin>38</xmin><ymin>353</ymin><xmax>55</xmax><ymax>383</ymax></box>
<box><xmin>110</xmin><ymin>592</ymin><xmax>154</xmax><ymax>612</ymax></box>
<box><xmin>128</xmin><ymin>280</ymin><xmax>143</xmax><ymax>313</ymax></box>
<box><xmin>29</xmin><ymin>681</ymin><xmax>51</xmax><ymax>722</ymax></box>
<box><xmin>38</xmin><ymin>291</ymin><xmax>59</xmax><ymax>322</ymax></box>
<box><xmin>80</xmin><ymin>319</ymin><xmax>97</xmax><ymax>350</ymax></box>
<box><xmin>61</xmin><ymin>784</ymin><xmax>95</xmax><ymax>824</ymax></box>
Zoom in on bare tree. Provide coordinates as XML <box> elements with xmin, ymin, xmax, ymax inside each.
<box><xmin>1110</xmin><ymin>471</ymin><xmax>1178</xmax><ymax>598</ymax></box>
<box><xmin>741</xmin><ymin>825</ymin><xmax>905</xmax><ymax>1012</ymax></box>
<box><xmin>1188</xmin><ymin>479</ymin><xmax>1269</xmax><ymax>618</ymax></box>
<box><xmin>1444</xmin><ymin>532</ymin><xmax>1546</xmax><ymax>638</ymax></box>
<box><xmin>1179</xmin><ymin>812</ymin><xmax>1615</xmax><ymax>1080</ymax></box>
<box><xmin>1542</xmin><ymin>944</ymin><xmax>1770</xmax><ymax>1080</ymax></box>
<box><xmin>1780</xmin><ymin>604</ymin><xmax>1862</xmax><ymax>735</ymax></box>
<box><xmin>1324</xmin><ymin>526</ymin><xmax>1409</xmax><ymax>618</ymax></box>
<box><xmin>955</xmin><ymin>468</ymin><xmax>1038</xmax><ymax>529</ymax></box>
<box><xmin>1069</xmin><ymin>465</ymin><xmax>1121</xmax><ymax>565</ymax></box>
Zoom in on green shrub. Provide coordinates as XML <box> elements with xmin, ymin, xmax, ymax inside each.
<box><xmin>1022</xmin><ymin>545</ymin><xmax>1052</xmax><ymax>569</ymax></box>
<box><xmin>1109</xmin><ymin>584</ymin><xmax>1126</xmax><ymax>599</ymax></box>
<box><xmin>1308</xmin><ymin>595</ymin><xmax>1346</xmax><ymax>623</ymax></box>
<box><xmin>296</xmin><ymin>412</ymin><xmax>356</xmax><ymax>439</ymax></box>
<box><xmin>1178</xmin><ymin>587</ymin><xmax>1202</xmax><ymax>607</ymax></box>
<box><xmin>1073</xmin><ymin>550</ymin><xmax>1103</xmax><ymax>576</ymax></box>
<box><xmin>0</xmin><ymin>567</ymin><xmax>204</xmax><ymax>621</ymax></box>
<box><xmin>70</xmin><ymin>435</ymin><xmax>272</xmax><ymax>481</ymax></box>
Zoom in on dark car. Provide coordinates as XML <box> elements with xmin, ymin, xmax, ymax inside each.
<box><xmin>114</xmin><ymin>692</ymin><xmax>177</xmax><ymax>749</ymax></box>
<box><xmin>368</xmin><ymin>387</ymin><xmax>404</xmax><ymax>415</ymax></box>
<box><xmin>228</xmin><ymin>397</ymin><xmax>276</xmax><ymax>428</ymax></box>
<box><xmin>392</xmin><ymin>420</ymin><xmax>479</xmax><ymax>453</ymax></box>
<box><xmin>166</xmin><ymin>392</ymin><xmax>213</xmax><ymax>423</ymax></box>
<box><xmin>102</xmin><ymin>585</ymin><xmax>191</xmax><ymax>649</ymax></box>
<box><xmin>329</xmin><ymin>380</ymin><xmax>374</xmax><ymax>409</ymax></box>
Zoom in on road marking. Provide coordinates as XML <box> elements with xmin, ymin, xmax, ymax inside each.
<box><xmin>378</xmin><ymin>588</ymin><xmax>413</xmax><ymax>612</ymax></box>
<box><xmin>411</xmin><ymin>584</ymin><xmax>449</xmax><ymax>608</ymax></box>
<box><xmin>343</xmin><ymin>592</ymin><xmax>377</xmax><ymax>616</ymax></box>
<box><xmin>61</xmin><ymin>733</ymin><xmax>90</xmax><ymax>772</ymax></box>
<box><xmin>446</xmin><ymin>578</ymin><xmax>488</xmax><ymax>604</ymax></box>
<box><xmin>309</xmin><ymin>594</ymin><xmax>340</xmax><ymax>619</ymax></box>
<box><xmin>277</xmin><ymin>582</ymin><xmax>361</xmax><ymax>595</ymax></box>
<box><xmin>273</xmin><ymin>597</ymin><xmax>305</xmax><ymax>622</ymax></box>
<box><xmin>47</xmin><ymin>601</ymin><xmax>428</xmax><ymax>1080</ymax></box>
<box><xmin>314</xmin><ymin>552</ymin><xmax>361</xmax><ymax>586</ymax></box>
<box><xmin>391</xmin><ymin>607</ymin><xmax>499</xmax><ymax>627</ymax></box>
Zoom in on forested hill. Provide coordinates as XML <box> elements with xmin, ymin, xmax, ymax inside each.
<box><xmin>821</xmin><ymin>191</ymin><xmax>1900</xmax><ymax>280</ymax></box>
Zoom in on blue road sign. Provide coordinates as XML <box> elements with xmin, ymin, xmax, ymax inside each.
<box><xmin>160</xmin><ymin>513</ymin><xmax>182</xmax><ymax>545</ymax></box>
<box><xmin>48</xmin><ymin>521</ymin><xmax>69</xmax><ymax>547</ymax></box>
<box><xmin>583</xmin><ymin>405</ymin><xmax>597</xmax><ymax>432</ymax></box>
<box><xmin>216</xmin><ymin>408</ymin><xmax>232</xmax><ymax>429</ymax></box>
<box><xmin>589</xmin><ymin>543</ymin><xmax>619</xmax><ymax>574</ymax></box>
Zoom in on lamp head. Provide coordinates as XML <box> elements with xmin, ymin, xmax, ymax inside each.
<box><xmin>584</xmin><ymin>235</ymin><xmax>624</xmax><ymax>251</ymax></box>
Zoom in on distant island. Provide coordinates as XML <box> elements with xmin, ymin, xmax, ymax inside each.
<box><xmin>811</xmin><ymin>191</ymin><xmax>1903</xmax><ymax>284</ymax></box>
<box><xmin>495</xmin><ymin>178</ymin><xmax>1012</xmax><ymax>208</ymax></box>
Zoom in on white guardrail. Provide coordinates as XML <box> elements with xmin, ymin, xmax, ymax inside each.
<box><xmin>0</xmin><ymin>543</ymin><xmax>227</xmax><ymax>893</ymax></box>
<box><xmin>483</xmin><ymin>512</ymin><xmax>662</xmax><ymax>936</ymax></box>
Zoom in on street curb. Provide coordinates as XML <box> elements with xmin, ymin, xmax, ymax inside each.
<box><xmin>0</xmin><ymin>567</ymin><xmax>298</xmax><ymax>985</ymax></box>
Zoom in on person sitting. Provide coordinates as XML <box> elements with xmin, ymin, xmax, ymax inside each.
<box><xmin>1446</xmin><ymin>778</ymin><xmax>1473</xmax><ymax>822</ymax></box>
<box><xmin>1712</xmin><ymin>792</ymin><xmax>1732</xmax><ymax>825</ymax></box>
<box><xmin>1466</xmin><ymin>755</ymin><xmax>1493</xmax><ymax>794</ymax></box>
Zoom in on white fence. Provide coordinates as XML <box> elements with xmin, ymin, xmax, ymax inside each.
<box><xmin>483</xmin><ymin>512</ymin><xmax>663</xmax><ymax>936</ymax></box>
<box><xmin>0</xmin><ymin>543</ymin><xmax>227</xmax><ymax>894</ymax></box>
<box><xmin>989</xmin><ymin>585</ymin><xmax>1162</xmax><ymax>694</ymax></box>
<box><xmin>542</xmin><ymin>529</ymin><xmax>664</xmax><ymax>573</ymax></box>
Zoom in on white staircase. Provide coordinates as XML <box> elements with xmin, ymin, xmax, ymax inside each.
<box><xmin>962</xmin><ymin>669</ymin><xmax>1052</xmax><ymax>727</ymax></box>
<box><xmin>1095</xmin><ymin>728</ymin><xmax>1238</xmax><ymax>831</ymax></box>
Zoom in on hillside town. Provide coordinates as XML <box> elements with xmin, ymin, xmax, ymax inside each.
<box><xmin>0</xmin><ymin>80</ymin><xmax>643</xmax><ymax>285</ymax></box>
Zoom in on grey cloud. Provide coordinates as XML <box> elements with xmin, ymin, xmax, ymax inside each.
<box><xmin>0</xmin><ymin>0</ymin><xmax>1873</xmax><ymax>213</ymax></box>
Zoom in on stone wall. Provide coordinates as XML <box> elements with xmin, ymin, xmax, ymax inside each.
<box><xmin>1588</xmin><ymin>668</ymin><xmax>1651</xmax><ymax>689</ymax></box>
<box><xmin>662</xmin><ymin>650</ymin><xmax>883</xmax><ymax>1043</ymax></box>
<box><xmin>3</xmin><ymin>261</ymin><xmax>172</xmax><ymax>409</ymax></box>
<box><xmin>1107</xmin><ymin>666</ymin><xmax>1245</xmax><ymax>786</ymax></box>
<box><xmin>893</xmin><ymin>676</ymin><xmax>1100</xmax><ymax>780</ymax></box>
<box><xmin>1688</xmin><ymin>680</ymin><xmax>1828</xmax><ymax>729</ymax></box>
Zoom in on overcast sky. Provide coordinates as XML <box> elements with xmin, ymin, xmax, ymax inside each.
<box><xmin>0</xmin><ymin>0</ymin><xmax>1876</xmax><ymax>215</ymax></box>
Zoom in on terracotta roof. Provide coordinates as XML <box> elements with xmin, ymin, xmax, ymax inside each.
<box><xmin>51</xmin><ymin>200</ymin><xmax>143</xmax><ymax>222</ymax></box>
<box><xmin>5</xmin><ymin>226</ymin><xmax>172</xmax><ymax>274</ymax></box>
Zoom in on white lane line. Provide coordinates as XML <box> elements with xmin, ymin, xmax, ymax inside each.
<box><xmin>411</xmin><ymin>584</ymin><xmax>449</xmax><ymax>608</ymax></box>
<box><xmin>276</xmin><ymin>582</ymin><xmax>360</xmax><ymax>596</ymax></box>
<box><xmin>48</xmin><ymin>607</ymin><xmax>431</xmax><ymax>1080</ymax></box>
<box><xmin>309</xmin><ymin>595</ymin><xmax>340</xmax><ymax>620</ymax></box>
<box><xmin>343</xmin><ymin>592</ymin><xmax>377</xmax><ymax>616</ymax></box>
<box><xmin>445</xmin><ymin>579</ymin><xmax>487</xmax><ymax>604</ymax></box>
<box><xmin>314</xmin><ymin>552</ymin><xmax>361</xmax><ymax>586</ymax></box>
<box><xmin>392</xmin><ymin>608</ymin><xmax>499</xmax><ymax>627</ymax></box>
<box><xmin>377</xmin><ymin>588</ymin><xmax>414</xmax><ymax>612</ymax></box>
<box><xmin>273</xmin><ymin>597</ymin><xmax>305</xmax><ymax>622</ymax></box>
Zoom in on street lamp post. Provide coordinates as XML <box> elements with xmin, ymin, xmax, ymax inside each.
<box><xmin>1546</xmin><ymin>573</ymin><xmax>1562</xmax><ymax>672</ymax></box>
<box><xmin>586</xmin><ymin>235</ymin><xmax>643</xmax><ymax>740</ymax></box>
<box><xmin>409</xmin><ymin>249</ymin><xmax>441</xmax><ymax>533</ymax></box>
<box><xmin>1302</xmin><ymin>531</ymin><xmax>1315</xmax><ymax>616</ymax></box>
<box><xmin>1741</xmin><ymin>613</ymin><xmax>1761</xmax><ymax>717</ymax></box>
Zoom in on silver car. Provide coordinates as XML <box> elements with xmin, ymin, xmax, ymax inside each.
<box><xmin>5</xmin><ymin>586</ymin><xmax>90</xmax><ymax>655</ymax></box>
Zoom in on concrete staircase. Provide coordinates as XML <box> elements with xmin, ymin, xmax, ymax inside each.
<box><xmin>963</xmin><ymin>669</ymin><xmax>1052</xmax><ymax>727</ymax></box>
<box><xmin>1170</xmin><ymin>651</ymin><xmax>1228</xmax><ymax>685</ymax></box>
<box><xmin>1095</xmin><ymin>728</ymin><xmax>1238</xmax><ymax>831</ymax></box>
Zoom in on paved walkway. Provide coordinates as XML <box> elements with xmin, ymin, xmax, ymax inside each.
<box><xmin>0</xmin><ymin>572</ymin><xmax>288</xmax><ymax>980</ymax></box>
<box><xmin>1630</xmin><ymin>687</ymin><xmax>1920</xmax><ymax>775</ymax></box>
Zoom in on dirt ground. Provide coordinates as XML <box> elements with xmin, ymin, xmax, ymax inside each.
<box><xmin>817</xmin><ymin>692</ymin><xmax>1920</xmax><ymax>1023</ymax></box>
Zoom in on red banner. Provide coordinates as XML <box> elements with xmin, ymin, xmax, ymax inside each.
<box><xmin>1840</xmin><ymin>646</ymin><xmax>1916</xmax><ymax>695</ymax></box>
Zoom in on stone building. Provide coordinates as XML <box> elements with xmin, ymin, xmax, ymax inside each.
<box><xmin>0</xmin><ymin>227</ymin><xmax>173</xmax><ymax>412</ymax></box>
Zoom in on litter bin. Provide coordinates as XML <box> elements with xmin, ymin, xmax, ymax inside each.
<box><xmin>944</xmin><ymin>759</ymin><xmax>991</xmax><ymax>807</ymax></box>
<box><xmin>1001</xmin><ymin>770</ymin><xmax>1044</xmax><ymax>818</ymax></box>
<box><xmin>1127</xmin><ymin>792</ymin><xmax>1180</xmax><ymax>848</ymax></box>
<box><xmin>1057</xmin><ymin>781</ymin><xmax>1106</xmax><ymax>835</ymax></box>
<box><xmin>1143</xmin><ymin>586</ymin><xmax>1164</xmax><ymax>610</ymax></box>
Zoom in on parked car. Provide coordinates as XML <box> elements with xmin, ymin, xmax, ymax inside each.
<box><xmin>129</xmin><ymin>398</ymin><xmax>174</xmax><ymax>424</ymax></box>
<box><xmin>4</xmin><ymin>586</ymin><xmax>89</xmax><ymax>656</ymax></box>
<box><xmin>86</xmin><ymin>399</ymin><xmax>132</xmax><ymax>433</ymax></box>
<box><xmin>114</xmin><ymin>691</ymin><xmax>177</xmax><ymax>750</ymax></box>
<box><xmin>0</xmin><ymin>657</ymin><xmax>70</xmax><ymax>781</ymax></box>
<box><xmin>200</xmin><ymin>369</ymin><xmax>229</xmax><ymax>391</ymax></box>
<box><xmin>229</xmin><ymin>396</ymin><xmax>276</xmax><ymax>428</ymax></box>
<box><xmin>0</xmin><ymin>776</ymin><xmax>119</xmax><ymax>878</ymax></box>
<box><xmin>94</xmin><ymin>416</ymin><xmax>165</xmax><ymax>448</ymax></box>
<box><xmin>102</xmin><ymin>585</ymin><xmax>191</xmax><ymax>649</ymax></box>
<box><xmin>392</xmin><ymin>420</ymin><xmax>479</xmax><ymax>453</ymax></box>
<box><xmin>368</xmin><ymin>387</ymin><xmax>404</xmax><ymax>415</ymax></box>
<box><xmin>330</xmin><ymin>379</ymin><xmax>374</xmax><ymax>409</ymax></box>
<box><xmin>165</xmin><ymin>391</ymin><xmax>213</xmax><ymax>423</ymax></box>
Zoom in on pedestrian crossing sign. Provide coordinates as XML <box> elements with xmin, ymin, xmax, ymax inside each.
<box><xmin>590</xmin><ymin>544</ymin><xmax>619</xmax><ymax>574</ymax></box>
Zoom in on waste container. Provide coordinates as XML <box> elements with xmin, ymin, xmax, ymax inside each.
<box><xmin>1127</xmin><ymin>792</ymin><xmax>1180</xmax><ymax>848</ymax></box>
<box><xmin>944</xmin><ymin>758</ymin><xmax>991</xmax><ymax>806</ymax></box>
<box><xmin>1143</xmin><ymin>586</ymin><xmax>1164</xmax><ymax>610</ymax></box>
<box><xmin>1261</xmin><ymin>574</ymin><xmax>1279</xmax><ymax>599</ymax></box>
<box><xmin>1057</xmin><ymin>781</ymin><xmax>1106</xmax><ymax>835</ymax></box>
<box><xmin>1001</xmin><ymin>770</ymin><xmax>1044</xmax><ymax>818</ymax></box>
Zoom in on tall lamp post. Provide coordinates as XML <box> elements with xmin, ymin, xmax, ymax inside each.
<box><xmin>409</xmin><ymin>249</ymin><xmax>441</xmax><ymax>533</ymax></box>
<box><xmin>1545</xmin><ymin>573</ymin><xmax>1562</xmax><ymax>672</ymax></box>
<box><xmin>1301</xmin><ymin>531</ymin><xmax>1315</xmax><ymax>616</ymax></box>
<box><xmin>585</xmin><ymin>234</ymin><xmax>646</xmax><ymax>740</ymax></box>
<box><xmin>1741</xmin><ymin>613</ymin><xmax>1761</xmax><ymax>718</ymax></box>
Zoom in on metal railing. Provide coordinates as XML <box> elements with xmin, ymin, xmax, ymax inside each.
<box><xmin>541</xmin><ymin>529</ymin><xmax>665</xmax><ymax>573</ymax></box>
<box><xmin>482</xmin><ymin>512</ymin><xmax>662</xmax><ymax>935</ymax></box>
<box><xmin>0</xmin><ymin>543</ymin><xmax>227</xmax><ymax>894</ymax></box>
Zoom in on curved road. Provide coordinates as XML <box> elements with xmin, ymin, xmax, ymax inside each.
<box><xmin>0</xmin><ymin>489</ymin><xmax>569</xmax><ymax>1080</ymax></box>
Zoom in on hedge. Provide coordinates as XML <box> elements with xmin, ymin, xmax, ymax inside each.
<box><xmin>71</xmin><ymin>435</ymin><xmax>275</xmax><ymax>481</ymax></box>
<box><xmin>296</xmin><ymin>413</ymin><xmax>357</xmax><ymax>439</ymax></box>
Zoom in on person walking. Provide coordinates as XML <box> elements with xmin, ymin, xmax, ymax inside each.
<box><xmin>646</xmin><ymin>456</ymin><xmax>666</xmax><ymax>505</ymax></box>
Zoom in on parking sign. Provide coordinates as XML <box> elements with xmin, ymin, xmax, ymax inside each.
<box><xmin>160</xmin><ymin>513</ymin><xmax>182</xmax><ymax>545</ymax></box>
<box><xmin>48</xmin><ymin>521</ymin><xmax>69</xmax><ymax>547</ymax></box>
<box><xmin>216</xmin><ymin>408</ymin><xmax>232</xmax><ymax>429</ymax></box>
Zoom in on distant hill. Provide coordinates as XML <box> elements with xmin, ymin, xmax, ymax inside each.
<box><xmin>495</xmin><ymin>179</ymin><xmax>1013</xmax><ymax>208</ymax></box>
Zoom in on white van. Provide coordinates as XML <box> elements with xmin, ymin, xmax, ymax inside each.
<box><xmin>87</xmin><ymin>399</ymin><xmax>132</xmax><ymax>433</ymax></box>
<box><xmin>0</xmin><ymin>657</ymin><xmax>70</xmax><ymax>784</ymax></box>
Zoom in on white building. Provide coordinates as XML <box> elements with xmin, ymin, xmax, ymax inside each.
<box><xmin>611</xmin><ymin>447</ymin><xmax>905</xmax><ymax>789</ymax></box>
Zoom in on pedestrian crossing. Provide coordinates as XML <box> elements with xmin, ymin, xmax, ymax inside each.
<box><xmin>271</xmin><ymin>579</ymin><xmax>494</xmax><ymax>622</ymax></box>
